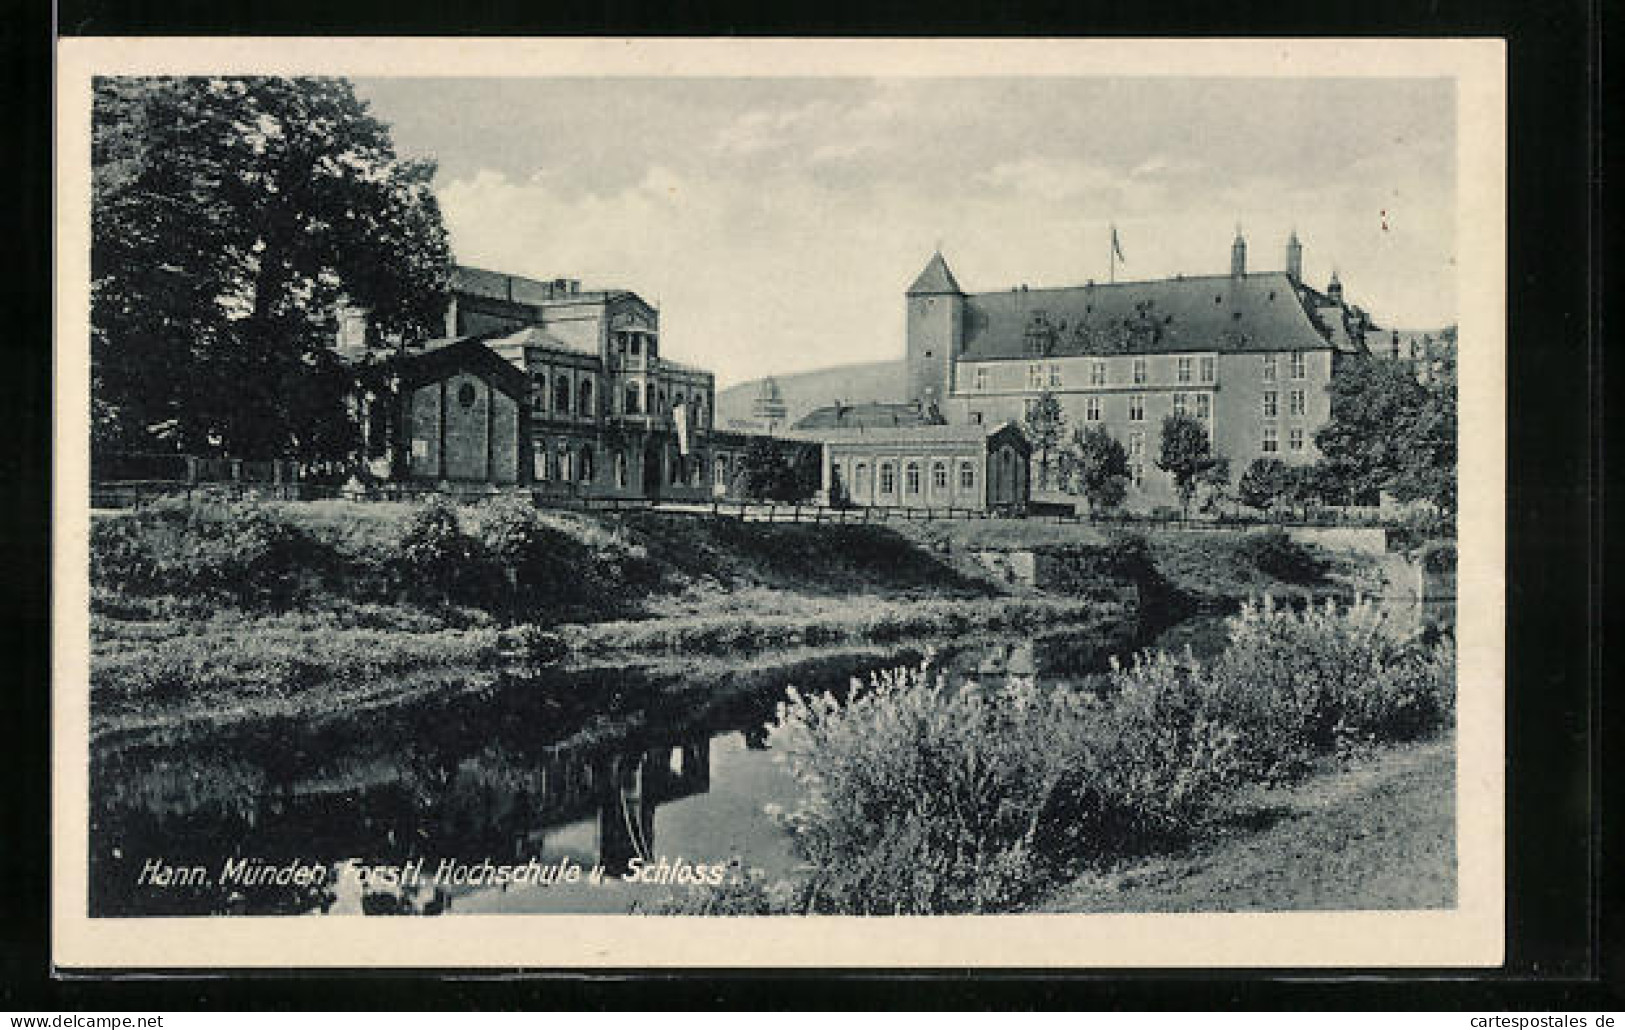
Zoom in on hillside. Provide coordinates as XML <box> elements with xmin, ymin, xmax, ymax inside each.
<box><xmin>716</xmin><ymin>359</ymin><xmax>906</xmax><ymax>428</ymax></box>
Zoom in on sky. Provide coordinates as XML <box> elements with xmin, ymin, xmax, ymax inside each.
<box><xmin>354</xmin><ymin>77</ymin><xmax>1456</xmax><ymax>388</ymax></box>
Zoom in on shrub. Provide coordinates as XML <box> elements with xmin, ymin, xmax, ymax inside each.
<box><xmin>1208</xmin><ymin>596</ymin><xmax>1453</xmax><ymax>777</ymax></box>
<box><xmin>90</xmin><ymin>504</ymin><xmax>311</xmax><ymax>607</ymax></box>
<box><xmin>768</xmin><ymin>663</ymin><xmax>1097</xmax><ymax>914</ymax></box>
<box><xmin>395</xmin><ymin>497</ymin><xmax>479</xmax><ymax>602</ymax></box>
<box><xmin>1235</xmin><ymin>527</ymin><xmax>1323</xmax><ymax>584</ymax></box>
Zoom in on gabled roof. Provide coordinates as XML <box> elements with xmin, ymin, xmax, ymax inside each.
<box><xmin>907</xmin><ymin>252</ymin><xmax>964</xmax><ymax>296</ymax></box>
<box><xmin>957</xmin><ymin>272</ymin><xmax>1347</xmax><ymax>360</ymax></box>
<box><xmin>393</xmin><ymin>332</ymin><xmax>532</xmax><ymax>398</ymax></box>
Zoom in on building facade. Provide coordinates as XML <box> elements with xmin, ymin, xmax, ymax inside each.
<box><xmin>354</xmin><ymin>266</ymin><xmax>769</xmax><ymax>500</ymax></box>
<box><xmin>797</xmin><ymin>422</ymin><xmax>1031</xmax><ymax>511</ymax></box>
<box><xmin>906</xmin><ymin>234</ymin><xmax>1377</xmax><ymax>509</ymax></box>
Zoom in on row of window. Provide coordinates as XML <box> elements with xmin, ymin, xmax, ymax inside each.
<box><xmin>528</xmin><ymin>372</ymin><xmax>709</xmax><ymax>425</ymax></box>
<box><xmin>833</xmin><ymin>459</ymin><xmax>977</xmax><ymax>497</ymax></box>
<box><xmin>1261</xmin><ymin>427</ymin><xmax>1307</xmax><ymax>454</ymax></box>
<box><xmin>1027</xmin><ymin>392</ymin><xmax>1214</xmax><ymax>424</ymax></box>
<box><xmin>533</xmin><ymin>442</ymin><xmax>730</xmax><ymax>490</ymax></box>
<box><xmin>970</xmin><ymin>352</ymin><xmax>1309</xmax><ymax>392</ymax></box>
<box><xmin>1261</xmin><ymin>389</ymin><xmax>1308</xmax><ymax>420</ymax></box>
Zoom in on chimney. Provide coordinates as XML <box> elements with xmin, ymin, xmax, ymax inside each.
<box><xmin>1286</xmin><ymin>229</ymin><xmax>1303</xmax><ymax>282</ymax></box>
<box><xmin>1328</xmin><ymin>270</ymin><xmax>1343</xmax><ymax>303</ymax></box>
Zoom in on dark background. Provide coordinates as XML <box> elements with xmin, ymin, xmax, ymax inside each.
<box><xmin>1</xmin><ymin>0</ymin><xmax>1611</xmax><ymax>1009</ymax></box>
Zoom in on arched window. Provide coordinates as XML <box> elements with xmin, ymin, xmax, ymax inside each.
<box><xmin>554</xmin><ymin>376</ymin><xmax>571</xmax><ymax>414</ymax></box>
<box><xmin>625</xmin><ymin>383</ymin><xmax>641</xmax><ymax>415</ymax></box>
<box><xmin>714</xmin><ymin>455</ymin><xmax>729</xmax><ymax>487</ymax></box>
<box><xmin>558</xmin><ymin>446</ymin><xmax>573</xmax><ymax>483</ymax></box>
<box><xmin>905</xmin><ymin>461</ymin><xmax>921</xmax><ymax>496</ymax></box>
<box><xmin>615</xmin><ymin>450</ymin><xmax>628</xmax><ymax>489</ymax></box>
<box><xmin>879</xmin><ymin>462</ymin><xmax>896</xmax><ymax>495</ymax></box>
<box><xmin>534</xmin><ymin>449</ymin><xmax>551</xmax><ymax>481</ymax></box>
<box><xmin>578</xmin><ymin>379</ymin><xmax>594</xmax><ymax>418</ymax></box>
<box><xmin>932</xmin><ymin>461</ymin><xmax>948</xmax><ymax>492</ymax></box>
<box><xmin>579</xmin><ymin>445</ymin><xmax>594</xmax><ymax>483</ymax></box>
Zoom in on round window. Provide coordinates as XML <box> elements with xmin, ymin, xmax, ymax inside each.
<box><xmin>457</xmin><ymin>382</ymin><xmax>477</xmax><ymax>408</ymax></box>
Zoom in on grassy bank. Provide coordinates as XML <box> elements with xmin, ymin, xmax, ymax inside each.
<box><xmin>88</xmin><ymin>497</ymin><xmax>1391</xmax><ymax>731</ymax></box>
<box><xmin>1044</xmin><ymin>735</ymin><xmax>1455</xmax><ymax>912</ymax></box>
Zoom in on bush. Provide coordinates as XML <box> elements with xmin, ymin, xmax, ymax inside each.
<box><xmin>1235</xmin><ymin>527</ymin><xmax>1323</xmax><ymax>584</ymax></box>
<box><xmin>90</xmin><ymin>504</ymin><xmax>311</xmax><ymax>607</ymax></box>
<box><xmin>395</xmin><ymin>497</ymin><xmax>481</xmax><ymax>603</ymax></box>
<box><xmin>1208</xmin><ymin>596</ymin><xmax>1454</xmax><ymax>777</ymax></box>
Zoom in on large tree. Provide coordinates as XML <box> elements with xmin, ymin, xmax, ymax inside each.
<box><xmin>1155</xmin><ymin>413</ymin><xmax>1224</xmax><ymax>519</ymax></box>
<box><xmin>92</xmin><ymin>76</ymin><xmax>452</xmax><ymax>461</ymax></box>
<box><xmin>1023</xmin><ymin>390</ymin><xmax>1066</xmax><ymax>491</ymax></box>
<box><xmin>1314</xmin><ymin>356</ymin><xmax>1457</xmax><ymax>513</ymax></box>
<box><xmin>1063</xmin><ymin>425</ymin><xmax>1130</xmax><ymax>516</ymax></box>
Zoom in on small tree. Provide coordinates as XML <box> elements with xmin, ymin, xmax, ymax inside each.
<box><xmin>1065</xmin><ymin>426</ymin><xmax>1130</xmax><ymax>516</ymax></box>
<box><xmin>1023</xmin><ymin>391</ymin><xmax>1066</xmax><ymax>491</ymax></box>
<box><xmin>736</xmin><ymin>438</ymin><xmax>818</xmax><ymax>503</ymax></box>
<box><xmin>1196</xmin><ymin>457</ymin><xmax>1233</xmax><ymax>516</ymax></box>
<box><xmin>1238</xmin><ymin>457</ymin><xmax>1292</xmax><ymax>516</ymax></box>
<box><xmin>1155</xmin><ymin>414</ymin><xmax>1223</xmax><ymax>519</ymax></box>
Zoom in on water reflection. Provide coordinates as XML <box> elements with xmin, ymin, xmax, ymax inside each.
<box><xmin>89</xmin><ymin>600</ymin><xmax>1446</xmax><ymax>917</ymax></box>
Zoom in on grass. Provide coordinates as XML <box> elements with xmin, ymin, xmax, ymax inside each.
<box><xmin>1043</xmin><ymin>735</ymin><xmax>1456</xmax><ymax>912</ymax></box>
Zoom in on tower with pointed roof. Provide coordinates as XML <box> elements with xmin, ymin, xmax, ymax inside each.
<box><xmin>905</xmin><ymin>250</ymin><xmax>966</xmax><ymax>410</ymax></box>
<box><xmin>1231</xmin><ymin>229</ymin><xmax>1247</xmax><ymax>277</ymax></box>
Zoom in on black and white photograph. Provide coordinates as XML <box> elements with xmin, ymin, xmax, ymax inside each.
<box><xmin>52</xmin><ymin>38</ymin><xmax>1505</xmax><ymax>969</ymax></box>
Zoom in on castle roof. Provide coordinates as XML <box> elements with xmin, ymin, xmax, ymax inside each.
<box><xmin>906</xmin><ymin>252</ymin><xmax>964</xmax><ymax>296</ymax></box>
<box><xmin>785</xmin><ymin>421</ymin><xmax>1027</xmax><ymax>449</ymax></box>
<box><xmin>957</xmin><ymin>271</ymin><xmax>1365</xmax><ymax>360</ymax></box>
<box><xmin>452</xmin><ymin>265</ymin><xmax>638</xmax><ymax>308</ymax></box>
<box><xmin>792</xmin><ymin>401</ymin><xmax>946</xmax><ymax>431</ymax></box>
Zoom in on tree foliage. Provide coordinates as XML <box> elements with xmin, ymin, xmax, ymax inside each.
<box><xmin>1063</xmin><ymin>426</ymin><xmax>1130</xmax><ymax>515</ymax></box>
<box><xmin>1155</xmin><ymin>413</ymin><xmax>1224</xmax><ymax>518</ymax></box>
<box><xmin>1314</xmin><ymin>356</ymin><xmax>1456</xmax><ymax>513</ymax></box>
<box><xmin>735</xmin><ymin>438</ymin><xmax>819</xmax><ymax>503</ymax></box>
<box><xmin>92</xmin><ymin>76</ymin><xmax>453</xmax><ymax>461</ymax></box>
<box><xmin>1238</xmin><ymin>457</ymin><xmax>1291</xmax><ymax>514</ymax></box>
<box><xmin>1023</xmin><ymin>391</ymin><xmax>1066</xmax><ymax>491</ymax></box>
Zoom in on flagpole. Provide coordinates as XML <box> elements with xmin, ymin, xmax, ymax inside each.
<box><xmin>1109</xmin><ymin>226</ymin><xmax>1116</xmax><ymax>284</ymax></box>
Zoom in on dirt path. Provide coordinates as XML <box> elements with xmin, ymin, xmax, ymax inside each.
<box><xmin>1045</xmin><ymin>735</ymin><xmax>1457</xmax><ymax>912</ymax></box>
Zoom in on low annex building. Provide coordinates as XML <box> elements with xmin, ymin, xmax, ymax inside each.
<box><xmin>791</xmin><ymin>422</ymin><xmax>1032</xmax><ymax>511</ymax></box>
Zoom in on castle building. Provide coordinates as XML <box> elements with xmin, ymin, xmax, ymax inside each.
<box><xmin>905</xmin><ymin>234</ymin><xmax>1378</xmax><ymax>509</ymax></box>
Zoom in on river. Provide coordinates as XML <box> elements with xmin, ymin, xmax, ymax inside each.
<box><xmin>88</xmin><ymin>599</ymin><xmax>1451</xmax><ymax>918</ymax></box>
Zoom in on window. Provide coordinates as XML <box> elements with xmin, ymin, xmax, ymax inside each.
<box><xmin>578</xmin><ymin>379</ymin><xmax>594</xmax><ymax>418</ymax></box>
<box><xmin>1024</xmin><ymin>397</ymin><xmax>1037</xmax><ymax>419</ymax></box>
<box><xmin>905</xmin><ymin>461</ymin><xmax>921</xmax><ymax>496</ymax></box>
<box><xmin>1085</xmin><ymin>396</ymin><xmax>1102</xmax><ymax>422</ymax></box>
<box><xmin>1290</xmin><ymin>351</ymin><xmax>1307</xmax><ymax>379</ymax></box>
<box><xmin>554</xmin><ymin>376</ymin><xmax>571</xmax><ymax>414</ymax></box>
<box><xmin>1177</xmin><ymin>356</ymin><xmax>1192</xmax><ymax>383</ymax></box>
<box><xmin>880</xmin><ymin>463</ymin><xmax>896</xmax><ymax>495</ymax></box>
<box><xmin>1289</xmin><ymin>428</ymin><xmax>1304</xmax><ymax>452</ymax></box>
<box><xmin>578</xmin><ymin>446</ymin><xmax>593</xmax><ymax>483</ymax></box>
<box><xmin>558</xmin><ymin>447</ymin><xmax>573</xmax><ymax>482</ymax></box>
<box><xmin>1133</xmin><ymin>358</ymin><xmax>1147</xmax><ymax>385</ymax></box>
<box><xmin>1196</xmin><ymin>393</ymin><xmax>1212</xmax><ymax>420</ymax></box>
<box><xmin>532</xmin><ymin>373</ymin><xmax>548</xmax><ymax>411</ymax></box>
<box><xmin>855</xmin><ymin>462</ymin><xmax>870</xmax><ymax>495</ymax></box>
<box><xmin>969</xmin><ymin>411</ymin><xmax>984</xmax><ymax>425</ymax></box>
<box><xmin>689</xmin><ymin>458</ymin><xmax>702</xmax><ymax>488</ymax></box>
<box><xmin>1091</xmin><ymin>360</ymin><xmax>1106</xmax><ymax>386</ymax></box>
<box><xmin>959</xmin><ymin>461</ymin><xmax>976</xmax><ymax>491</ymax></box>
<box><xmin>1262</xmin><ymin>390</ymin><xmax>1278</xmax><ymax>419</ymax></box>
<box><xmin>715</xmin><ymin>455</ymin><xmax>729</xmax><ymax>487</ymax></box>
<box><xmin>1048</xmin><ymin>363</ymin><xmax>1062</xmax><ymax>388</ymax></box>
<box><xmin>1200</xmin><ymin>356</ymin><xmax>1216</xmax><ymax>383</ymax></box>
<box><xmin>616</xmin><ymin>451</ymin><xmax>629</xmax><ymax>488</ymax></box>
<box><xmin>1129</xmin><ymin>394</ymin><xmax>1145</xmax><ymax>422</ymax></box>
<box><xmin>974</xmin><ymin>367</ymin><xmax>987</xmax><ymax>391</ymax></box>
<box><xmin>534</xmin><ymin>450</ymin><xmax>551</xmax><ymax>481</ymax></box>
<box><xmin>1027</xmin><ymin>363</ymin><xmax>1043</xmax><ymax>389</ymax></box>
<box><xmin>1129</xmin><ymin>431</ymin><xmax>1145</xmax><ymax>459</ymax></box>
<box><xmin>1262</xmin><ymin>426</ymin><xmax>1279</xmax><ymax>453</ymax></box>
<box><xmin>1173</xmin><ymin>392</ymin><xmax>1189</xmax><ymax>417</ymax></box>
<box><xmin>624</xmin><ymin>383</ymin><xmax>641</xmax><ymax>415</ymax></box>
<box><xmin>932</xmin><ymin>461</ymin><xmax>948</xmax><ymax>491</ymax></box>
<box><xmin>629</xmin><ymin>335</ymin><xmax>641</xmax><ymax>356</ymax></box>
<box><xmin>1262</xmin><ymin>355</ymin><xmax>1278</xmax><ymax>383</ymax></box>
<box><xmin>1131</xmin><ymin>463</ymin><xmax>1144</xmax><ymax>488</ymax></box>
<box><xmin>1289</xmin><ymin>389</ymin><xmax>1306</xmax><ymax>417</ymax></box>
